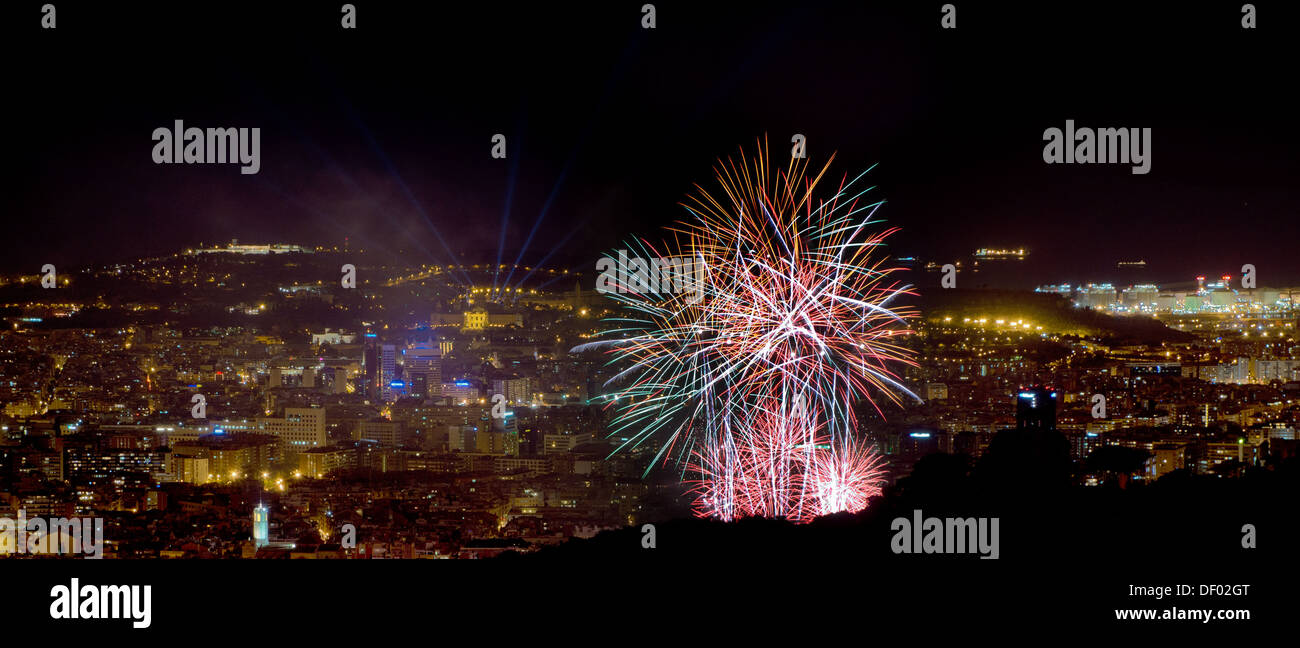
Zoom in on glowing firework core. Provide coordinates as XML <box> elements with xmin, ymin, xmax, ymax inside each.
<box><xmin>580</xmin><ymin>139</ymin><xmax>919</xmax><ymax>522</ymax></box>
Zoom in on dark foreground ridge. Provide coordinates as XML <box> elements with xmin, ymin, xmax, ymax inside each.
<box><xmin>521</xmin><ymin>452</ymin><xmax>1296</xmax><ymax>566</ymax></box>
<box><xmin>504</xmin><ymin>436</ymin><xmax>1297</xmax><ymax>633</ymax></box>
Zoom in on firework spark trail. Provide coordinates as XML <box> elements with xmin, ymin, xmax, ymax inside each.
<box><xmin>808</xmin><ymin>435</ymin><xmax>889</xmax><ymax>517</ymax></box>
<box><xmin>578</xmin><ymin>138</ymin><xmax>919</xmax><ymax>522</ymax></box>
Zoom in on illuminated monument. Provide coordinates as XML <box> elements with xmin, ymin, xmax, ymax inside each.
<box><xmin>252</xmin><ymin>503</ymin><xmax>269</xmax><ymax>548</ymax></box>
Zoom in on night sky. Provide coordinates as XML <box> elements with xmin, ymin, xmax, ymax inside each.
<box><xmin>7</xmin><ymin>1</ymin><xmax>1298</xmax><ymax>285</ymax></box>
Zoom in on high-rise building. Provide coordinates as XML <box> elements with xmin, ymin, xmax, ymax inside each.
<box><xmin>1075</xmin><ymin>284</ymin><xmax>1117</xmax><ymax>310</ymax></box>
<box><xmin>1120</xmin><ymin>284</ymin><xmax>1159</xmax><ymax>310</ymax></box>
<box><xmin>924</xmin><ymin>383</ymin><xmax>949</xmax><ymax>401</ymax></box>
<box><xmin>380</xmin><ymin>344</ymin><xmax>397</xmax><ymax>400</ymax></box>
<box><xmin>258</xmin><ymin>407</ymin><xmax>327</xmax><ymax>459</ymax></box>
<box><xmin>442</xmin><ymin>380</ymin><xmax>478</xmax><ymax>403</ymax></box>
<box><xmin>404</xmin><ymin>343</ymin><xmax>442</xmax><ymax>399</ymax></box>
<box><xmin>170</xmin><ymin>454</ymin><xmax>210</xmax><ymax>484</ymax></box>
<box><xmin>1015</xmin><ymin>386</ymin><xmax>1057</xmax><ymax>430</ymax></box>
<box><xmin>364</xmin><ymin>339</ymin><xmax>378</xmax><ymax>399</ymax></box>
<box><xmin>491</xmin><ymin>376</ymin><xmax>532</xmax><ymax>405</ymax></box>
<box><xmin>357</xmin><ymin>419</ymin><xmax>401</xmax><ymax>447</ymax></box>
<box><xmin>492</xmin><ymin>410</ymin><xmax>520</xmax><ymax>456</ymax></box>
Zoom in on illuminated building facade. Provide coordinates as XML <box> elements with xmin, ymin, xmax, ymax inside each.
<box><xmin>1015</xmin><ymin>386</ymin><xmax>1058</xmax><ymax>430</ymax></box>
<box><xmin>252</xmin><ymin>503</ymin><xmax>269</xmax><ymax>548</ymax></box>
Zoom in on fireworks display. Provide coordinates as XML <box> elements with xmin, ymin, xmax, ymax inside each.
<box><xmin>578</xmin><ymin>139</ymin><xmax>920</xmax><ymax>522</ymax></box>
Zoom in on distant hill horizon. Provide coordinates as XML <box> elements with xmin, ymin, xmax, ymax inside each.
<box><xmin>914</xmin><ymin>290</ymin><xmax>1196</xmax><ymax>344</ymax></box>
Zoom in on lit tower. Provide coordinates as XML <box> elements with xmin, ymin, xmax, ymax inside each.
<box><xmin>252</xmin><ymin>503</ymin><xmax>269</xmax><ymax>548</ymax></box>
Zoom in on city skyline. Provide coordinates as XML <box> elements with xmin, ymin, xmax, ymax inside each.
<box><xmin>3</xmin><ymin>1</ymin><xmax>1295</xmax><ymax>637</ymax></box>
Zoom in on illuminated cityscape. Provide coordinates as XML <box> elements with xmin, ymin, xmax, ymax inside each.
<box><xmin>0</xmin><ymin>238</ymin><xmax>1295</xmax><ymax>558</ymax></box>
<box><xmin>4</xmin><ymin>1</ymin><xmax>1296</xmax><ymax>637</ymax></box>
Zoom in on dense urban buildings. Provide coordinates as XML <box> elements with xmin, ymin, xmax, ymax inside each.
<box><xmin>0</xmin><ymin>247</ymin><xmax>670</xmax><ymax>558</ymax></box>
<box><xmin>1</xmin><ymin>242</ymin><xmax>1295</xmax><ymax>558</ymax></box>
